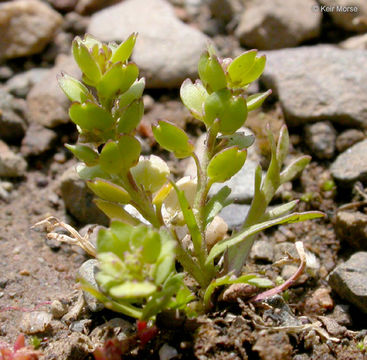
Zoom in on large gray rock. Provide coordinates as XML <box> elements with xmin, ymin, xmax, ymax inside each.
<box><xmin>87</xmin><ymin>0</ymin><xmax>209</xmax><ymax>88</ymax></box>
<box><xmin>235</xmin><ymin>0</ymin><xmax>321</xmax><ymax>49</ymax></box>
<box><xmin>21</xmin><ymin>123</ymin><xmax>57</xmax><ymax>157</ymax></box>
<box><xmin>335</xmin><ymin>129</ymin><xmax>364</xmax><ymax>153</ymax></box>
<box><xmin>330</xmin><ymin>139</ymin><xmax>367</xmax><ymax>185</ymax></box>
<box><xmin>27</xmin><ymin>55</ymin><xmax>80</xmax><ymax>128</ymax></box>
<box><xmin>0</xmin><ymin>0</ymin><xmax>62</xmax><ymax>60</ymax></box>
<box><xmin>262</xmin><ymin>46</ymin><xmax>367</xmax><ymax>127</ymax></box>
<box><xmin>319</xmin><ymin>0</ymin><xmax>367</xmax><ymax>32</ymax></box>
<box><xmin>219</xmin><ymin>203</ymin><xmax>250</xmax><ymax>231</ymax></box>
<box><xmin>328</xmin><ymin>252</ymin><xmax>367</xmax><ymax>313</ymax></box>
<box><xmin>59</xmin><ymin>166</ymin><xmax>109</xmax><ymax>225</ymax></box>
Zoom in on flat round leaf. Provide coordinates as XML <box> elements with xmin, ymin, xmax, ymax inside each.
<box><xmin>69</xmin><ymin>102</ymin><xmax>114</xmax><ymax>131</ymax></box>
<box><xmin>76</xmin><ymin>163</ymin><xmax>109</xmax><ymax>180</ymax></box>
<box><xmin>87</xmin><ymin>178</ymin><xmax>131</xmax><ymax>204</ymax></box>
<box><xmin>208</xmin><ymin>147</ymin><xmax>247</xmax><ymax>183</ymax></box>
<box><xmin>204</xmin><ymin>89</ymin><xmax>248</xmax><ymax>135</ymax></box>
<box><xmin>117</xmin><ymin>135</ymin><xmax>141</xmax><ymax>169</ymax></box>
<box><xmin>152</xmin><ymin>120</ymin><xmax>194</xmax><ymax>158</ymax></box>
<box><xmin>227</xmin><ymin>50</ymin><xmax>256</xmax><ymax>87</ymax></box>
<box><xmin>180</xmin><ymin>79</ymin><xmax>208</xmax><ymax>120</ymax></box>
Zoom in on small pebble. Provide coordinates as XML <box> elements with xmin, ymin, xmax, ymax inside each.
<box><xmin>54</xmin><ymin>152</ymin><xmax>67</xmax><ymax>164</ymax></box>
<box><xmin>19</xmin><ymin>269</ymin><xmax>30</xmax><ymax>276</ymax></box>
<box><xmin>159</xmin><ymin>343</ymin><xmax>178</xmax><ymax>360</ymax></box>
<box><xmin>20</xmin><ymin>311</ymin><xmax>53</xmax><ymax>334</ymax></box>
<box><xmin>51</xmin><ymin>300</ymin><xmax>68</xmax><ymax>319</ymax></box>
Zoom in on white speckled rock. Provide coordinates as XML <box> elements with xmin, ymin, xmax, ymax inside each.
<box><xmin>87</xmin><ymin>0</ymin><xmax>209</xmax><ymax>88</ymax></box>
<box><xmin>0</xmin><ymin>0</ymin><xmax>62</xmax><ymax>60</ymax></box>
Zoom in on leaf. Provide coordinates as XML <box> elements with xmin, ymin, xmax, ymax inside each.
<box><xmin>94</xmin><ymin>199</ymin><xmax>141</xmax><ymax>225</ymax></box>
<box><xmin>72</xmin><ymin>39</ymin><xmax>101</xmax><ymax>84</ymax></box>
<box><xmin>204</xmin><ymin>186</ymin><xmax>231</xmax><ymax>226</ymax></box>
<box><xmin>240</xmin><ymin>55</ymin><xmax>266</xmax><ymax>85</ymax></box>
<box><xmin>206</xmin><ymin>211</ymin><xmax>325</xmax><ymax>266</ymax></box>
<box><xmin>152</xmin><ymin>120</ymin><xmax>194</xmax><ymax>158</ymax></box>
<box><xmin>97</xmin><ymin>226</ymin><xmax>130</xmax><ymax>257</ymax></box>
<box><xmin>117</xmin><ymin>78</ymin><xmax>145</xmax><ymax>110</ymax></box>
<box><xmin>69</xmin><ymin>102</ymin><xmax>114</xmax><ymax>131</ymax></box>
<box><xmin>207</xmin><ymin>147</ymin><xmax>247</xmax><ymax>183</ymax></box>
<box><xmin>87</xmin><ymin>178</ymin><xmax>131</xmax><ymax>204</ymax></box>
<box><xmin>141</xmin><ymin>231</ymin><xmax>161</xmax><ymax>264</ymax></box>
<box><xmin>97</xmin><ymin>62</ymin><xmax>139</xmax><ymax>101</ymax></box>
<box><xmin>246</xmin><ymin>90</ymin><xmax>272</xmax><ymax>112</ymax></box>
<box><xmin>198</xmin><ymin>51</ymin><xmax>227</xmax><ymax>93</ymax></box>
<box><xmin>280</xmin><ymin>156</ymin><xmax>311</xmax><ymax>184</ymax></box>
<box><xmin>263</xmin><ymin>200</ymin><xmax>299</xmax><ymax>221</ymax></box>
<box><xmin>57</xmin><ymin>73</ymin><xmax>91</xmax><ymax>103</ymax></box>
<box><xmin>99</xmin><ymin>136</ymin><xmax>141</xmax><ymax>174</ymax></box>
<box><xmin>65</xmin><ymin>144</ymin><xmax>99</xmax><ymax>166</ymax></box>
<box><xmin>247</xmin><ymin>277</ymin><xmax>273</xmax><ymax>288</ymax></box>
<box><xmin>276</xmin><ymin>125</ymin><xmax>289</xmax><ymax>168</ymax></box>
<box><xmin>180</xmin><ymin>79</ymin><xmax>208</xmax><ymax>120</ymax></box>
<box><xmin>109</xmin><ymin>281</ymin><xmax>157</xmax><ymax>299</ymax></box>
<box><xmin>76</xmin><ymin>163</ymin><xmax>109</xmax><ymax>180</ymax></box>
<box><xmin>110</xmin><ymin>33</ymin><xmax>137</xmax><ymax>63</ymax></box>
<box><xmin>117</xmin><ymin>98</ymin><xmax>144</xmax><ymax>134</ymax></box>
<box><xmin>204</xmin><ymin>89</ymin><xmax>248</xmax><ymax>135</ymax></box>
<box><xmin>218</xmin><ymin>132</ymin><xmax>255</xmax><ymax>150</ymax></box>
<box><xmin>227</xmin><ymin>50</ymin><xmax>257</xmax><ymax>87</ymax></box>
<box><xmin>170</xmin><ymin>180</ymin><xmax>203</xmax><ymax>263</ymax></box>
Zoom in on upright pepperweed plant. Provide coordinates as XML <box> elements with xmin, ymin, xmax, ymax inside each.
<box><xmin>43</xmin><ymin>34</ymin><xmax>323</xmax><ymax>320</ymax></box>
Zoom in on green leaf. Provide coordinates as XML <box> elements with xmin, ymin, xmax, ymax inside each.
<box><xmin>72</xmin><ymin>39</ymin><xmax>101</xmax><ymax>84</ymax></box>
<box><xmin>94</xmin><ymin>199</ymin><xmax>141</xmax><ymax>225</ymax></box>
<box><xmin>109</xmin><ymin>281</ymin><xmax>157</xmax><ymax>299</ymax></box>
<box><xmin>110</xmin><ymin>33</ymin><xmax>137</xmax><ymax>63</ymax></box>
<box><xmin>76</xmin><ymin>163</ymin><xmax>109</xmax><ymax>180</ymax></box>
<box><xmin>218</xmin><ymin>132</ymin><xmax>255</xmax><ymax>150</ymax></box>
<box><xmin>170</xmin><ymin>180</ymin><xmax>203</xmax><ymax>263</ymax></box>
<box><xmin>57</xmin><ymin>73</ymin><xmax>91</xmax><ymax>103</ymax></box>
<box><xmin>246</xmin><ymin>90</ymin><xmax>272</xmax><ymax>112</ymax></box>
<box><xmin>141</xmin><ymin>231</ymin><xmax>161</xmax><ymax>264</ymax></box>
<box><xmin>97</xmin><ymin>62</ymin><xmax>138</xmax><ymax>101</ymax></box>
<box><xmin>198</xmin><ymin>51</ymin><xmax>227</xmax><ymax>93</ymax></box>
<box><xmin>204</xmin><ymin>89</ymin><xmax>248</xmax><ymax>135</ymax></box>
<box><xmin>69</xmin><ymin>102</ymin><xmax>114</xmax><ymax>131</ymax></box>
<box><xmin>227</xmin><ymin>50</ymin><xmax>257</xmax><ymax>87</ymax></box>
<box><xmin>206</xmin><ymin>211</ymin><xmax>325</xmax><ymax>266</ymax></box>
<box><xmin>152</xmin><ymin>120</ymin><xmax>194</xmax><ymax>158</ymax></box>
<box><xmin>99</xmin><ymin>136</ymin><xmax>141</xmax><ymax>174</ymax></box>
<box><xmin>87</xmin><ymin>178</ymin><xmax>131</xmax><ymax>204</ymax></box>
<box><xmin>180</xmin><ymin>79</ymin><xmax>208</xmax><ymax>120</ymax></box>
<box><xmin>117</xmin><ymin>99</ymin><xmax>144</xmax><ymax>134</ymax></box>
<box><xmin>263</xmin><ymin>200</ymin><xmax>299</xmax><ymax>221</ymax></box>
<box><xmin>117</xmin><ymin>78</ymin><xmax>145</xmax><ymax>110</ymax></box>
<box><xmin>97</xmin><ymin>227</ymin><xmax>130</xmax><ymax>257</ymax></box>
<box><xmin>241</xmin><ymin>55</ymin><xmax>266</xmax><ymax>85</ymax></box>
<box><xmin>207</xmin><ymin>147</ymin><xmax>247</xmax><ymax>183</ymax></box>
<box><xmin>276</xmin><ymin>125</ymin><xmax>289</xmax><ymax>168</ymax></box>
<box><xmin>280</xmin><ymin>156</ymin><xmax>311</xmax><ymax>184</ymax></box>
<box><xmin>247</xmin><ymin>277</ymin><xmax>273</xmax><ymax>288</ymax></box>
<box><xmin>204</xmin><ymin>186</ymin><xmax>231</xmax><ymax>226</ymax></box>
<box><xmin>65</xmin><ymin>144</ymin><xmax>98</xmax><ymax>166</ymax></box>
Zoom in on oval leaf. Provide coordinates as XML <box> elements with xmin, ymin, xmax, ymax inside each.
<box><xmin>109</xmin><ymin>281</ymin><xmax>157</xmax><ymax>299</ymax></box>
<box><xmin>57</xmin><ymin>73</ymin><xmax>91</xmax><ymax>103</ymax></box>
<box><xmin>69</xmin><ymin>102</ymin><xmax>114</xmax><ymax>131</ymax></box>
<box><xmin>117</xmin><ymin>78</ymin><xmax>145</xmax><ymax>110</ymax></box>
<box><xmin>152</xmin><ymin>120</ymin><xmax>194</xmax><ymax>158</ymax></box>
<box><xmin>246</xmin><ymin>90</ymin><xmax>272</xmax><ymax>112</ymax></box>
<box><xmin>87</xmin><ymin>178</ymin><xmax>131</xmax><ymax>204</ymax></box>
<box><xmin>65</xmin><ymin>144</ymin><xmax>98</xmax><ymax>166</ymax></box>
<box><xmin>227</xmin><ymin>50</ymin><xmax>257</xmax><ymax>87</ymax></box>
<box><xmin>198</xmin><ymin>51</ymin><xmax>227</xmax><ymax>93</ymax></box>
<box><xmin>208</xmin><ymin>147</ymin><xmax>247</xmax><ymax>183</ymax></box>
<box><xmin>180</xmin><ymin>79</ymin><xmax>208</xmax><ymax>120</ymax></box>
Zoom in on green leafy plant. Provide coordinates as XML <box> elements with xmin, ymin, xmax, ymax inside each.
<box><xmin>39</xmin><ymin>34</ymin><xmax>323</xmax><ymax>320</ymax></box>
